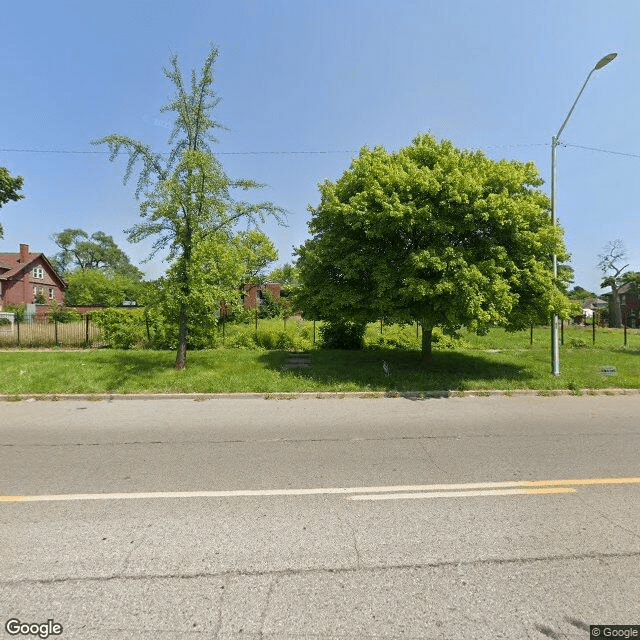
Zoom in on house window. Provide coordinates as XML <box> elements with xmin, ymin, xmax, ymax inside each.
<box><xmin>33</xmin><ymin>287</ymin><xmax>45</xmax><ymax>303</ymax></box>
<box><xmin>49</xmin><ymin>288</ymin><xmax>55</xmax><ymax>299</ymax></box>
<box><xmin>32</xmin><ymin>267</ymin><xmax>44</xmax><ymax>279</ymax></box>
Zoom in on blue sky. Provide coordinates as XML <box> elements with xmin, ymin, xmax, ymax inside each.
<box><xmin>1</xmin><ymin>0</ymin><xmax>638</xmax><ymax>294</ymax></box>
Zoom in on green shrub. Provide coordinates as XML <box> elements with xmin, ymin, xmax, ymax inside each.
<box><xmin>320</xmin><ymin>320</ymin><xmax>366</xmax><ymax>350</ymax></box>
<box><xmin>364</xmin><ymin>324</ymin><xmax>470</xmax><ymax>350</ymax></box>
<box><xmin>0</xmin><ymin>317</ymin><xmax>11</xmax><ymax>326</ymax></box>
<box><xmin>258</xmin><ymin>290</ymin><xmax>287</xmax><ymax>319</ymax></box>
<box><xmin>365</xmin><ymin>324</ymin><xmax>418</xmax><ymax>350</ymax></box>
<box><xmin>226</xmin><ymin>303</ymin><xmax>254</xmax><ymax>324</ymax></box>
<box><xmin>92</xmin><ymin>308</ymin><xmax>146</xmax><ymax>349</ymax></box>
<box><xmin>46</xmin><ymin>302</ymin><xmax>82</xmax><ymax>324</ymax></box>
<box><xmin>224</xmin><ymin>327</ymin><xmax>262</xmax><ymax>350</ymax></box>
<box><xmin>432</xmin><ymin>327</ymin><xmax>471</xmax><ymax>350</ymax></box>
<box><xmin>569</xmin><ymin>337</ymin><xmax>588</xmax><ymax>349</ymax></box>
<box><xmin>4</xmin><ymin>304</ymin><xmax>26</xmax><ymax>323</ymax></box>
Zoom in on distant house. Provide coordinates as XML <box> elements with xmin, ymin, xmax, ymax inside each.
<box><xmin>616</xmin><ymin>282</ymin><xmax>640</xmax><ymax>328</ymax></box>
<box><xmin>240</xmin><ymin>281</ymin><xmax>283</xmax><ymax>310</ymax></box>
<box><xmin>581</xmin><ymin>297</ymin><xmax>608</xmax><ymax>319</ymax></box>
<box><xmin>0</xmin><ymin>244</ymin><xmax>67</xmax><ymax>315</ymax></box>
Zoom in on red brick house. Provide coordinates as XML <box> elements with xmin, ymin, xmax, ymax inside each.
<box><xmin>617</xmin><ymin>282</ymin><xmax>640</xmax><ymax>328</ymax></box>
<box><xmin>240</xmin><ymin>281</ymin><xmax>283</xmax><ymax>309</ymax></box>
<box><xmin>0</xmin><ymin>244</ymin><xmax>67</xmax><ymax>315</ymax></box>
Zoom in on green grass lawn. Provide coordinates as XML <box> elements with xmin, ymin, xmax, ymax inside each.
<box><xmin>0</xmin><ymin>323</ymin><xmax>638</xmax><ymax>394</ymax></box>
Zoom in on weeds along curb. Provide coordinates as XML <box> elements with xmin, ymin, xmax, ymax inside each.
<box><xmin>1</xmin><ymin>389</ymin><xmax>640</xmax><ymax>402</ymax></box>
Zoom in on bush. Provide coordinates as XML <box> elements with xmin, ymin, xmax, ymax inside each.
<box><xmin>224</xmin><ymin>327</ymin><xmax>262</xmax><ymax>350</ymax></box>
<box><xmin>227</xmin><ymin>305</ymin><xmax>255</xmax><ymax>324</ymax></box>
<box><xmin>92</xmin><ymin>308</ymin><xmax>146</xmax><ymax>349</ymax></box>
<box><xmin>365</xmin><ymin>324</ymin><xmax>418</xmax><ymax>350</ymax></box>
<box><xmin>224</xmin><ymin>322</ymin><xmax>313</xmax><ymax>351</ymax></box>
<box><xmin>4</xmin><ymin>304</ymin><xmax>26</xmax><ymax>323</ymax></box>
<box><xmin>258</xmin><ymin>290</ymin><xmax>286</xmax><ymax>319</ymax></box>
<box><xmin>320</xmin><ymin>320</ymin><xmax>366</xmax><ymax>350</ymax></box>
<box><xmin>569</xmin><ymin>337</ymin><xmax>588</xmax><ymax>349</ymax></box>
<box><xmin>432</xmin><ymin>328</ymin><xmax>471</xmax><ymax>350</ymax></box>
<box><xmin>46</xmin><ymin>302</ymin><xmax>82</xmax><ymax>324</ymax></box>
<box><xmin>0</xmin><ymin>317</ymin><xmax>11</xmax><ymax>326</ymax></box>
<box><xmin>364</xmin><ymin>324</ymin><xmax>470</xmax><ymax>350</ymax></box>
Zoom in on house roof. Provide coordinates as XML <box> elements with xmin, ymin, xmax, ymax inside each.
<box><xmin>582</xmin><ymin>297</ymin><xmax>608</xmax><ymax>310</ymax></box>
<box><xmin>0</xmin><ymin>251</ymin><xmax>67</xmax><ymax>288</ymax></box>
<box><xmin>618</xmin><ymin>282</ymin><xmax>640</xmax><ymax>294</ymax></box>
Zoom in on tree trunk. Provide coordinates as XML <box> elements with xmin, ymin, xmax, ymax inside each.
<box><xmin>421</xmin><ymin>324</ymin><xmax>433</xmax><ymax>364</ymax></box>
<box><xmin>175</xmin><ymin>228</ymin><xmax>192</xmax><ymax>370</ymax></box>
<box><xmin>611</xmin><ymin>285</ymin><xmax>622</xmax><ymax>328</ymax></box>
<box><xmin>175</xmin><ymin>305</ymin><xmax>188</xmax><ymax>370</ymax></box>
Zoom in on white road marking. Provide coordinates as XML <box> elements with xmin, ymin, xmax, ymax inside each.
<box><xmin>1</xmin><ymin>477</ymin><xmax>637</xmax><ymax>504</ymax></box>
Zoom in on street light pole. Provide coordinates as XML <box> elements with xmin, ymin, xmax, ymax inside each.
<box><xmin>550</xmin><ymin>52</ymin><xmax>617</xmax><ymax>376</ymax></box>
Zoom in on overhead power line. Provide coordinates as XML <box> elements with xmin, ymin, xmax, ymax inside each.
<box><xmin>0</xmin><ymin>148</ymin><xmax>357</xmax><ymax>156</ymax></box>
<box><xmin>1</xmin><ymin>142</ymin><xmax>639</xmax><ymax>158</ymax></box>
<box><xmin>562</xmin><ymin>142</ymin><xmax>640</xmax><ymax>160</ymax></box>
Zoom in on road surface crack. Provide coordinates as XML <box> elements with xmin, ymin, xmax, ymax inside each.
<box><xmin>336</xmin><ymin>511</ymin><xmax>363</xmax><ymax>568</ymax></box>
<box><xmin>213</xmin><ymin>575</ymin><xmax>228</xmax><ymax>640</ymax></box>
<box><xmin>3</xmin><ymin>549</ymin><xmax>639</xmax><ymax>588</ymax></box>
<box><xmin>575</xmin><ymin>493</ymin><xmax>640</xmax><ymax>542</ymax></box>
<box><xmin>258</xmin><ymin>576</ymin><xmax>278</xmax><ymax>639</ymax></box>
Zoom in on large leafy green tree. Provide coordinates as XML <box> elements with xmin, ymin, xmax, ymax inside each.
<box><xmin>0</xmin><ymin>167</ymin><xmax>24</xmax><ymax>238</ymax></box>
<box><xmin>93</xmin><ymin>46</ymin><xmax>285</xmax><ymax>368</ymax></box>
<box><xmin>568</xmin><ymin>286</ymin><xmax>596</xmax><ymax>299</ymax></box>
<box><xmin>51</xmin><ymin>228</ymin><xmax>144</xmax><ymax>279</ymax></box>
<box><xmin>296</xmin><ymin>134</ymin><xmax>571</xmax><ymax>363</ymax></box>
<box><xmin>267</xmin><ymin>262</ymin><xmax>300</xmax><ymax>286</ymax></box>
<box><xmin>234</xmin><ymin>229</ymin><xmax>278</xmax><ymax>288</ymax></box>
<box><xmin>64</xmin><ymin>269</ymin><xmax>146</xmax><ymax>307</ymax></box>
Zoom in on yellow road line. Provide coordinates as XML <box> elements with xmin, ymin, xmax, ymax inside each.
<box><xmin>348</xmin><ymin>487</ymin><xmax>577</xmax><ymax>501</ymax></box>
<box><xmin>0</xmin><ymin>477</ymin><xmax>637</xmax><ymax>504</ymax></box>
<box><xmin>524</xmin><ymin>477</ymin><xmax>640</xmax><ymax>487</ymax></box>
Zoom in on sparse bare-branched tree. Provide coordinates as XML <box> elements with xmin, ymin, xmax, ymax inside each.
<box><xmin>597</xmin><ymin>239</ymin><xmax>629</xmax><ymax>328</ymax></box>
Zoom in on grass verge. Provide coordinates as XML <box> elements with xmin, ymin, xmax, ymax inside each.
<box><xmin>0</xmin><ymin>324</ymin><xmax>638</xmax><ymax>394</ymax></box>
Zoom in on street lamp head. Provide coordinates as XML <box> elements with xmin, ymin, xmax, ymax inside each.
<box><xmin>594</xmin><ymin>52</ymin><xmax>617</xmax><ymax>70</ymax></box>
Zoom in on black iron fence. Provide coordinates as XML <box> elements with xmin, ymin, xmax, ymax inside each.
<box><xmin>0</xmin><ymin>314</ymin><xmax>101</xmax><ymax>347</ymax></box>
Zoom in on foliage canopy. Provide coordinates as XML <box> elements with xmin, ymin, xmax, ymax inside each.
<box><xmin>93</xmin><ymin>45</ymin><xmax>285</xmax><ymax>368</ymax></box>
<box><xmin>51</xmin><ymin>228</ymin><xmax>144</xmax><ymax>280</ymax></box>
<box><xmin>0</xmin><ymin>167</ymin><xmax>24</xmax><ymax>238</ymax></box>
<box><xmin>295</xmin><ymin>134</ymin><xmax>571</xmax><ymax>361</ymax></box>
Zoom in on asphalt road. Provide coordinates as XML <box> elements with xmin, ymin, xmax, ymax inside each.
<box><xmin>1</xmin><ymin>396</ymin><xmax>639</xmax><ymax>639</ymax></box>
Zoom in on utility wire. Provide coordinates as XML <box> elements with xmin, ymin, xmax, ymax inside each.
<box><xmin>562</xmin><ymin>142</ymin><xmax>640</xmax><ymax>160</ymax></box>
<box><xmin>0</xmin><ymin>148</ymin><xmax>357</xmax><ymax>156</ymax></box>
<box><xmin>1</xmin><ymin>142</ymin><xmax>640</xmax><ymax>158</ymax></box>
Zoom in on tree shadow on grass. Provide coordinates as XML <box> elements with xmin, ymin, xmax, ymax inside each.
<box><xmin>84</xmin><ymin>350</ymin><xmax>177</xmax><ymax>392</ymax></box>
<box><xmin>258</xmin><ymin>348</ymin><xmax>532</xmax><ymax>393</ymax></box>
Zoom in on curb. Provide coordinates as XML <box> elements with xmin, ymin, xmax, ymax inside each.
<box><xmin>1</xmin><ymin>389</ymin><xmax>640</xmax><ymax>402</ymax></box>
